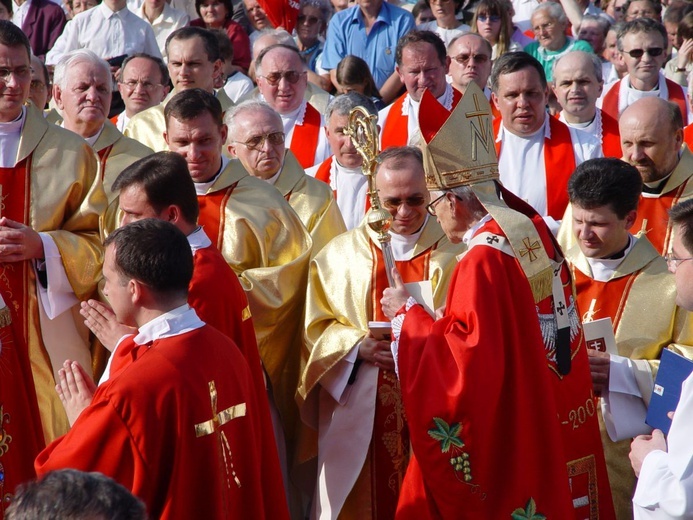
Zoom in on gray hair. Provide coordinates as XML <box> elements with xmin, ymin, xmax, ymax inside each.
<box><xmin>579</xmin><ymin>14</ymin><xmax>610</xmax><ymax>38</ymax></box>
<box><xmin>224</xmin><ymin>99</ymin><xmax>283</xmax><ymax>139</ymax></box>
<box><xmin>552</xmin><ymin>50</ymin><xmax>604</xmax><ymax>83</ymax></box>
<box><xmin>325</xmin><ymin>92</ymin><xmax>377</xmax><ymax>121</ymax></box>
<box><xmin>299</xmin><ymin>0</ymin><xmax>332</xmax><ymax>22</ymax></box>
<box><xmin>449</xmin><ymin>185</ymin><xmax>488</xmax><ymax>220</ymax></box>
<box><xmin>53</xmin><ymin>49</ymin><xmax>112</xmax><ymax>91</ymax></box>
<box><xmin>252</xmin><ymin>28</ymin><xmax>297</xmax><ymax>58</ymax></box>
<box><xmin>531</xmin><ymin>1</ymin><xmax>567</xmax><ymax>25</ymax></box>
<box><xmin>255</xmin><ymin>43</ymin><xmax>304</xmax><ymax>77</ymax></box>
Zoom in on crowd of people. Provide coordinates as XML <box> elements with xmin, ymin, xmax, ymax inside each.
<box><xmin>3</xmin><ymin>0</ymin><xmax>693</xmax><ymax>518</ymax></box>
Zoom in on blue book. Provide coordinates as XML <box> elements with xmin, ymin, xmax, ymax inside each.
<box><xmin>646</xmin><ymin>349</ymin><xmax>693</xmax><ymax>435</ymax></box>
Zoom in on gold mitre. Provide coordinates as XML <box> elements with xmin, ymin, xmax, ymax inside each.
<box><xmin>418</xmin><ymin>82</ymin><xmax>499</xmax><ymax>191</ymax></box>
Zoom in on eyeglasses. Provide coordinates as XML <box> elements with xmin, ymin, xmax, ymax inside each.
<box><xmin>622</xmin><ymin>47</ymin><xmax>664</xmax><ymax>58</ymax></box>
<box><xmin>120</xmin><ymin>79</ymin><xmax>164</xmax><ymax>90</ymax></box>
<box><xmin>665</xmin><ymin>253</ymin><xmax>693</xmax><ymax>271</ymax></box>
<box><xmin>298</xmin><ymin>14</ymin><xmax>320</xmax><ymax>24</ymax></box>
<box><xmin>533</xmin><ymin>21</ymin><xmax>556</xmax><ymax>33</ymax></box>
<box><xmin>232</xmin><ymin>131</ymin><xmax>285</xmax><ymax>150</ymax></box>
<box><xmin>0</xmin><ymin>66</ymin><xmax>31</xmax><ymax>82</ymax></box>
<box><xmin>381</xmin><ymin>195</ymin><xmax>426</xmax><ymax>211</ymax></box>
<box><xmin>259</xmin><ymin>71</ymin><xmax>305</xmax><ymax>85</ymax></box>
<box><xmin>426</xmin><ymin>193</ymin><xmax>448</xmax><ymax>216</ymax></box>
<box><xmin>451</xmin><ymin>52</ymin><xmax>490</xmax><ymax>64</ymax></box>
<box><xmin>477</xmin><ymin>14</ymin><xmax>500</xmax><ymax>22</ymax></box>
<box><xmin>30</xmin><ymin>79</ymin><xmax>46</xmax><ymax>91</ymax></box>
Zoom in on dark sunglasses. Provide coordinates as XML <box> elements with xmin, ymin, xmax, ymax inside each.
<box><xmin>622</xmin><ymin>47</ymin><xmax>664</xmax><ymax>58</ymax></box>
<box><xmin>451</xmin><ymin>53</ymin><xmax>490</xmax><ymax>64</ymax></box>
<box><xmin>298</xmin><ymin>14</ymin><xmax>320</xmax><ymax>24</ymax></box>
<box><xmin>477</xmin><ymin>14</ymin><xmax>500</xmax><ymax>22</ymax></box>
<box><xmin>260</xmin><ymin>71</ymin><xmax>305</xmax><ymax>85</ymax></box>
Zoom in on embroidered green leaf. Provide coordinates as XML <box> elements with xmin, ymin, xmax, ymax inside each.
<box><xmin>427</xmin><ymin>417</ymin><xmax>464</xmax><ymax>452</ymax></box>
<box><xmin>510</xmin><ymin>498</ymin><xmax>546</xmax><ymax>520</ymax></box>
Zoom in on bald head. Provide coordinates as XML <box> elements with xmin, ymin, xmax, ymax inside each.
<box><xmin>619</xmin><ymin>97</ymin><xmax>683</xmax><ymax>183</ymax></box>
<box><xmin>551</xmin><ymin>51</ymin><xmax>603</xmax><ymax>123</ymax></box>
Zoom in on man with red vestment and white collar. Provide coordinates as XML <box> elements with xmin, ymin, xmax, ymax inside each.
<box><xmin>381</xmin><ymin>83</ymin><xmax>615</xmax><ymax>519</ymax></box>
<box><xmin>378</xmin><ymin>30</ymin><xmax>461</xmax><ymax>150</ymax></box>
<box><xmin>307</xmin><ymin>93</ymin><xmax>377</xmax><ymax>230</ymax></box>
<box><xmin>492</xmin><ymin>51</ymin><xmax>600</xmax><ymax>228</ymax></box>
<box><xmin>599</xmin><ymin>18</ymin><xmax>691</xmax><ymax>125</ymax></box>
<box><xmin>255</xmin><ymin>43</ymin><xmax>330</xmax><ymax>169</ymax></box>
<box><xmin>552</xmin><ymin>50</ymin><xmax>622</xmax><ymax>159</ymax></box>
<box><xmin>35</xmin><ymin>219</ymin><xmax>290</xmax><ymax>520</ymax></box>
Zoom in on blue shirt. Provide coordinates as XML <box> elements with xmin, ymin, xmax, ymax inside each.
<box><xmin>321</xmin><ymin>2</ymin><xmax>415</xmax><ymax>89</ymax></box>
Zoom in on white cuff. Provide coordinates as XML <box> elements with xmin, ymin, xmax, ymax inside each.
<box><xmin>390</xmin><ymin>296</ymin><xmax>417</xmax><ymax>379</ymax></box>
<box><xmin>610</xmin><ymin>354</ymin><xmax>644</xmax><ymax>397</ymax></box>
<box><xmin>36</xmin><ymin>233</ymin><xmax>79</xmax><ymax>319</ymax></box>
<box><xmin>321</xmin><ymin>341</ymin><xmax>361</xmax><ymax>404</ymax></box>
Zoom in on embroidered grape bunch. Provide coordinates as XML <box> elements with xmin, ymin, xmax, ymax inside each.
<box><xmin>428</xmin><ymin>417</ymin><xmax>472</xmax><ymax>482</ymax></box>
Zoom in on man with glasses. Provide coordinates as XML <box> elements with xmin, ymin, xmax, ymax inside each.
<box><xmin>112</xmin><ymin>53</ymin><xmax>169</xmax><ymax>132</ymax></box>
<box><xmin>447</xmin><ymin>33</ymin><xmax>493</xmax><ymax>97</ymax></box>
<box><xmin>0</xmin><ymin>21</ymin><xmax>105</xmax><ymax>512</ymax></box>
<box><xmin>28</xmin><ymin>53</ymin><xmax>51</xmax><ymax>111</ymax></box>
<box><xmin>255</xmin><ymin>44</ymin><xmax>330</xmax><ymax>168</ymax></box>
<box><xmin>564</xmin><ymin>158</ymin><xmax>693</xmax><ymax>519</ymax></box>
<box><xmin>298</xmin><ymin>146</ymin><xmax>464</xmax><ymax>519</ymax></box>
<box><xmin>227</xmin><ymin>100</ymin><xmax>345</xmax><ymax>254</ymax></box>
<box><xmin>379</xmin><ymin>30</ymin><xmax>460</xmax><ymax>149</ymax></box>
<box><xmin>600</xmin><ymin>18</ymin><xmax>690</xmax><ymax>124</ymax></box>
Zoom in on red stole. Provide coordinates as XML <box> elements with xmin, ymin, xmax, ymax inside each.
<box><xmin>572</xmin><ymin>269</ymin><xmax>637</xmax><ymax>333</ymax></box>
<box><xmin>289</xmin><ymin>103</ymin><xmax>321</xmax><ymax>169</ymax></box>
<box><xmin>602</xmin><ymin>78</ymin><xmax>689</xmax><ymax>125</ymax></box>
<box><xmin>97</xmin><ymin>144</ymin><xmax>114</xmax><ymax>182</ymax></box>
<box><xmin>600</xmin><ymin>110</ymin><xmax>622</xmax><ymax>158</ymax></box>
<box><xmin>493</xmin><ymin>117</ymin><xmax>576</xmax><ymax>219</ymax></box>
<box><xmin>684</xmin><ymin>123</ymin><xmax>693</xmax><ymax>150</ymax></box>
<box><xmin>634</xmin><ymin>181</ymin><xmax>691</xmax><ymax>255</ymax></box>
<box><xmin>0</xmin><ymin>158</ymin><xmax>46</xmax><ymax>510</ymax></box>
<box><xmin>196</xmin><ymin>183</ymin><xmax>239</xmax><ymax>251</ymax></box>
<box><xmin>315</xmin><ymin>156</ymin><xmax>371</xmax><ymax>212</ymax></box>
<box><xmin>109</xmin><ymin>114</ymin><xmax>119</xmax><ymax>126</ymax></box>
<box><xmin>381</xmin><ymin>89</ymin><xmax>462</xmax><ymax>149</ymax></box>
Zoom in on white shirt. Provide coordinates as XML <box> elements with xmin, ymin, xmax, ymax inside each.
<box><xmin>511</xmin><ymin>0</ymin><xmax>540</xmax><ymax>32</ymax></box>
<box><xmin>279</xmin><ymin>100</ymin><xmax>331</xmax><ymax>168</ymax></box>
<box><xmin>115</xmin><ymin>111</ymin><xmax>129</xmax><ymax>132</ymax></box>
<box><xmin>46</xmin><ymin>3</ymin><xmax>162</xmax><ymax>65</ymax></box>
<box><xmin>12</xmin><ymin>0</ymin><xmax>31</xmax><ymax>29</ymax></box>
<box><xmin>416</xmin><ymin>21</ymin><xmax>471</xmax><ymax>48</ymax></box>
<box><xmin>223</xmin><ymin>72</ymin><xmax>254</xmax><ymax>103</ymax></box>
<box><xmin>134</xmin><ymin>2</ymin><xmax>189</xmax><ymax>58</ymax></box>
<box><xmin>127</xmin><ymin>0</ymin><xmax>198</xmax><ymax>21</ymax></box>
<box><xmin>559</xmin><ymin>110</ymin><xmax>608</xmax><ymax>158</ymax></box>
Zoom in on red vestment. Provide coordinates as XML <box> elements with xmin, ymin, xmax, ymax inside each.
<box><xmin>600</xmin><ymin>109</ymin><xmax>622</xmax><ymax>159</ymax></box>
<box><xmin>395</xmin><ymin>190</ymin><xmax>614</xmax><ymax>519</ymax></box>
<box><xmin>36</xmin><ymin>325</ymin><xmax>289</xmax><ymax>520</ymax></box>
<box><xmin>601</xmin><ymin>77</ymin><xmax>689</xmax><ymax>125</ymax></box>
<box><xmin>635</xmin><ymin>180</ymin><xmax>693</xmax><ymax>255</ymax></box>
<box><xmin>290</xmin><ymin>103</ymin><xmax>322</xmax><ymax>168</ymax></box>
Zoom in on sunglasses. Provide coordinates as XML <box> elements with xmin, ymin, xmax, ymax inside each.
<box><xmin>622</xmin><ymin>47</ymin><xmax>664</xmax><ymax>58</ymax></box>
<box><xmin>451</xmin><ymin>52</ymin><xmax>490</xmax><ymax>64</ymax></box>
<box><xmin>298</xmin><ymin>14</ymin><xmax>320</xmax><ymax>25</ymax></box>
<box><xmin>477</xmin><ymin>14</ymin><xmax>500</xmax><ymax>22</ymax></box>
<box><xmin>381</xmin><ymin>196</ymin><xmax>427</xmax><ymax>211</ymax></box>
<box><xmin>260</xmin><ymin>70</ymin><xmax>305</xmax><ymax>85</ymax></box>
<box><xmin>232</xmin><ymin>131</ymin><xmax>285</xmax><ymax>150</ymax></box>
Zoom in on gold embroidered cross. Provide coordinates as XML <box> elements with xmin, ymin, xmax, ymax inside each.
<box><xmin>195</xmin><ymin>380</ymin><xmax>246</xmax><ymax>488</ymax></box>
<box><xmin>519</xmin><ymin>237</ymin><xmax>541</xmax><ymax>262</ymax></box>
<box><xmin>465</xmin><ymin>94</ymin><xmax>493</xmax><ymax>161</ymax></box>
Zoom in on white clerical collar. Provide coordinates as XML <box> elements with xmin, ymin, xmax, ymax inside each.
<box><xmin>85</xmin><ymin>125</ymin><xmax>105</xmax><ymax>147</ymax></box>
<box><xmin>194</xmin><ymin>156</ymin><xmax>229</xmax><ymax>195</ymax></box>
<box><xmin>404</xmin><ymin>84</ymin><xmax>454</xmax><ymax>115</ymax></box>
<box><xmin>0</xmin><ymin>106</ymin><xmax>26</xmax><ymax>168</ymax></box>
<box><xmin>99</xmin><ymin>2</ymin><xmax>128</xmax><ymax>18</ymax></box>
<box><xmin>280</xmin><ymin>100</ymin><xmax>307</xmax><ymax>129</ymax></box>
<box><xmin>497</xmin><ymin>114</ymin><xmax>548</xmax><ymax>143</ymax></box>
<box><xmin>334</xmin><ymin>160</ymin><xmax>363</xmax><ymax>175</ymax></box>
<box><xmin>585</xmin><ymin>234</ymin><xmax>635</xmax><ymax>282</ymax></box>
<box><xmin>133</xmin><ymin>304</ymin><xmax>204</xmax><ymax>345</ymax></box>
<box><xmin>463</xmin><ymin>213</ymin><xmax>492</xmax><ymax>244</ymax></box>
<box><xmin>263</xmin><ymin>160</ymin><xmax>284</xmax><ymax>185</ymax></box>
<box><xmin>390</xmin><ymin>215</ymin><xmax>429</xmax><ymax>261</ymax></box>
<box><xmin>186</xmin><ymin>226</ymin><xmax>211</xmax><ymax>253</ymax></box>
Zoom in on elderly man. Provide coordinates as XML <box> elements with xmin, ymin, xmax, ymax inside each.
<box><xmin>623</xmin><ymin>0</ymin><xmax>660</xmax><ymax>22</ymax></box>
<box><xmin>552</xmin><ymin>50</ymin><xmax>622</xmax><ymax>158</ymax></box>
<box><xmin>524</xmin><ymin>2</ymin><xmax>593</xmax><ymax>83</ymax></box>
<box><xmin>447</xmin><ymin>32</ymin><xmax>493</xmax><ymax>97</ymax></box>
<box><xmin>255</xmin><ymin>44</ymin><xmax>330</xmax><ymax>169</ymax></box>
<box><xmin>309</xmin><ymin>93</ymin><xmax>376</xmax><ymax>230</ymax></box>
<box><xmin>492</xmin><ymin>52</ymin><xmax>600</xmax><ymax>224</ymax></box>
<box><xmin>53</xmin><ymin>50</ymin><xmax>153</xmax><ymax>203</ymax></box>
<box><xmin>113</xmin><ymin>53</ymin><xmax>169</xmax><ymax>132</ymax></box>
<box><xmin>0</xmin><ymin>21</ymin><xmax>105</xmax><ymax>509</ymax></box>
<box><xmin>124</xmin><ymin>27</ymin><xmax>233</xmax><ymax>151</ymax></box>
<box><xmin>600</xmin><ymin>18</ymin><xmax>690</xmax><ymax>125</ymax></box>
<box><xmin>226</xmin><ymin>100</ymin><xmax>345</xmax><ymax>253</ymax></box>
<box><xmin>379</xmin><ymin>30</ymin><xmax>459</xmax><ymax>150</ymax></box>
<box><xmin>566</xmin><ymin>158</ymin><xmax>693</xmax><ymax>519</ymax></box>
<box><xmin>578</xmin><ymin>13</ymin><xmax>610</xmax><ymax>55</ymax></box>
<box><xmin>380</xmin><ymin>84</ymin><xmax>615</xmax><ymax>519</ymax></box>
<box><xmin>163</xmin><ymin>88</ymin><xmax>311</xmax><ymax>472</ymax></box>
<box><xmin>298</xmin><ymin>146</ymin><xmax>465</xmax><ymax>519</ymax></box>
<box><xmin>321</xmin><ymin>0</ymin><xmax>415</xmax><ymax>104</ymax></box>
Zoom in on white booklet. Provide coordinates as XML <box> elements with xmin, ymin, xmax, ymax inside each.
<box><xmin>368</xmin><ymin>280</ymin><xmax>435</xmax><ymax>339</ymax></box>
<box><xmin>582</xmin><ymin>317</ymin><xmax>618</xmax><ymax>355</ymax></box>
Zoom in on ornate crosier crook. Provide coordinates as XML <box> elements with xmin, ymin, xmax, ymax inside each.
<box><xmin>344</xmin><ymin>106</ymin><xmax>396</xmax><ymax>287</ymax></box>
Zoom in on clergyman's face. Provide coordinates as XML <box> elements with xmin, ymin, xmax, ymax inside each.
<box><xmin>165</xmin><ymin>112</ymin><xmax>227</xmax><ymax>183</ymax></box>
<box><xmin>572</xmin><ymin>204</ymin><xmax>634</xmax><ymax>259</ymax></box>
<box><xmin>375</xmin><ymin>156</ymin><xmax>429</xmax><ymax>235</ymax></box>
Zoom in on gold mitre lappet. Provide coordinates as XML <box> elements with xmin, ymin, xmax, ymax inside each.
<box><xmin>418</xmin><ymin>82</ymin><xmax>499</xmax><ymax>190</ymax></box>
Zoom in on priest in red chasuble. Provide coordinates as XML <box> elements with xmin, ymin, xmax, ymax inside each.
<box><xmin>381</xmin><ymin>83</ymin><xmax>615</xmax><ymax>519</ymax></box>
<box><xmin>36</xmin><ymin>220</ymin><xmax>289</xmax><ymax>520</ymax></box>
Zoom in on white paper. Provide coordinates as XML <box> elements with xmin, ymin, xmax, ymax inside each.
<box><xmin>583</xmin><ymin>317</ymin><xmax>618</xmax><ymax>355</ymax></box>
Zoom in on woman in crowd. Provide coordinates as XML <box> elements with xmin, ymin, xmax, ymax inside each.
<box><xmin>417</xmin><ymin>0</ymin><xmax>469</xmax><ymax>47</ymax></box>
<box><xmin>335</xmin><ymin>55</ymin><xmax>385</xmax><ymax>110</ymax></box>
<box><xmin>295</xmin><ymin>0</ymin><xmax>330</xmax><ymax>73</ymax></box>
<box><xmin>472</xmin><ymin>0</ymin><xmax>525</xmax><ymax>60</ymax></box>
<box><xmin>191</xmin><ymin>0</ymin><xmax>251</xmax><ymax>72</ymax></box>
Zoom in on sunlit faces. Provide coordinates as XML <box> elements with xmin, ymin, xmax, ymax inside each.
<box><xmin>118</xmin><ymin>56</ymin><xmax>168</xmax><ymax>118</ymax></box>
<box><xmin>619</xmin><ymin>30</ymin><xmax>667</xmax><ymax>90</ymax></box>
<box><xmin>296</xmin><ymin>5</ymin><xmax>324</xmax><ymax>45</ymax></box>
<box><xmin>577</xmin><ymin>20</ymin><xmax>606</xmax><ymax>54</ymax></box>
<box><xmin>55</xmin><ymin>60</ymin><xmax>111</xmax><ymax>137</ymax></box>
<box><xmin>29</xmin><ymin>54</ymin><xmax>49</xmax><ymax>111</ymax></box>
<box><xmin>243</xmin><ymin>0</ymin><xmax>271</xmax><ymax>30</ymax></box>
<box><xmin>396</xmin><ymin>42</ymin><xmax>449</xmax><ymax>102</ymax></box>
<box><xmin>475</xmin><ymin>10</ymin><xmax>502</xmax><ymax>44</ymax></box>
<box><xmin>167</xmin><ymin>36</ymin><xmax>221</xmax><ymax>92</ymax></box>
<box><xmin>256</xmin><ymin>47</ymin><xmax>307</xmax><ymax>114</ymax></box>
<box><xmin>375</xmin><ymin>156</ymin><xmax>430</xmax><ymax>235</ymax></box>
<box><xmin>572</xmin><ymin>204</ymin><xmax>635</xmax><ymax>259</ymax></box>
<box><xmin>199</xmin><ymin>0</ymin><xmax>229</xmax><ymax>27</ymax></box>
<box><xmin>552</xmin><ymin>53</ymin><xmax>603</xmax><ymax>123</ymax></box>
<box><xmin>71</xmin><ymin>0</ymin><xmax>99</xmax><ymax>15</ymax></box>
<box><xmin>448</xmin><ymin>34</ymin><xmax>492</xmax><ymax>91</ymax></box>
<box><xmin>625</xmin><ymin>0</ymin><xmax>659</xmax><ymax>22</ymax></box>
<box><xmin>227</xmin><ymin>108</ymin><xmax>285</xmax><ymax>180</ymax></box>
<box><xmin>430</xmin><ymin>0</ymin><xmax>456</xmax><ymax>23</ymax></box>
<box><xmin>0</xmin><ymin>44</ymin><xmax>31</xmax><ymax>122</ymax></box>
<box><xmin>118</xmin><ymin>184</ymin><xmax>169</xmax><ymax>226</ymax></box>
<box><xmin>165</xmin><ymin>112</ymin><xmax>227</xmax><ymax>183</ymax></box>
<box><xmin>325</xmin><ymin>112</ymin><xmax>361</xmax><ymax>168</ymax></box>
<box><xmin>102</xmin><ymin>244</ymin><xmax>137</xmax><ymax>328</ymax></box>
<box><xmin>669</xmin><ymin>228</ymin><xmax>693</xmax><ymax>310</ymax></box>
<box><xmin>531</xmin><ymin>10</ymin><xmax>567</xmax><ymax>51</ymax></box>
<box><xmin>492</xmin><ymin>66</ymin><xmax>549</xmax><ymax>136</ymax></box>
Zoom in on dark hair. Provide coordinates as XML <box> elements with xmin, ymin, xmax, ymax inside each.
<box><xmin>33</xmin><ymin>56</ymin><xmax>50</xmax><ymax>86</ymax></box>
<box><xmin>255</xmin><ymin>43</ymin><xmax>305</xmax><ymax>75</ymax></box>
<box><xmin>617</xmin><ymin>17</ymin><xmax>668</xmax><ymax>50</ymax></box>
<box><xmin>471</xmin><ymin>0</ymin><xmax>514</xmax><ymax>56</ymax></box>
<box><xmin>210</xmin><ymin>28</ymin><xmax>234</xmax><ymax>63</ymax></box>
<box><xmin>663</xmin><ymin>0</ymin><xmax>692</xmax><ymax>25</ymax></box>
<box><xmin>670</xmin><ymin>199</ymin><xmax>693</xmax><ymax>254</ymax></box>
<box><xmin>0</xmin><ymin>20</ymin><xmax>31</xmax><ymax>60</ymax></box>
<box><xmin>0</xmin><ymin>0</ymin><xmax>12</xmax><ymax>17</ymax></box>
<box><xmin>424</xmin><ymin>0</ymin><xmax>463</xmax><ymax>13</ymax></box>
<box><xmin>491</xmin><ymin>51</ymin><xmax>547</xmax><ymax>92</ymax></box>
<box><xmin>164</xmin><ymin>88</ymin><xmax>223</xmax><ymax>128</ymax></box>
<box><xmin>395</xmin><ymin>30</ymin><xmax>447</xmax><ymax>67</ymax></box>
<box><xmin>122</xmin><ymin>53</ymin><xmax>170</xmax><ymax>86</ymax></box>
<box><xmin>376</xmin><ymin>146</ymin><xmax>424</xmax><ymax>173</ymax></box>
<box><xmin>165</xmin><ymin>26</ymin><xmax>221</xmax><ymax>63</ymax></box>
<box><xmin>412</xmin><ymin>0</ymin><xmax>430</xmax><ymax>20</ymax></box>
<box><xmin>195</xmin><ymin>0</ymin><xmax>233</xmax><ymax>20</ymax></box>
<box><xmin>112</xmin><ymin>152</ymin><xmax>199</xmax><ymax>225</ymax></box>
<box><xmin>6</xmin><ymin>469</ymin><xmax>147</xmax><ymax>520</ymax></box>
<box><xmin>104</xmin><ymin>219</ymin><xmax>193</xmax><ymax>298</ymax></box>
<box><xmin>568</xmin><ymin>158</ymin><xmax>643</xmax><ymax>218</ymax></box>
<box><xmin>335</xmin><ymin>55</ymin><xmax>381</xmax><ymax>99</ymax></box>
